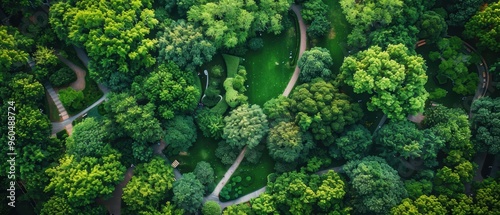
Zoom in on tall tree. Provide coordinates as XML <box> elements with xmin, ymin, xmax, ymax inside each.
<box><xmin>417</xmin><ymin>11</ymin><xmax>448</xmax><ymax>44</ymax></box>
<box><xmin>223</xmin><ymin>104</ymin><xmax>269</xmax><ymax>149</ymax></box>
<box><xmin>290</xmin><ymin>78</ymin><xmax>363</xmax><ymax>145</ymax></box>
<box><xmin>172</xmin><ymin>173</ymin><xmax>204</xmax><ymax>213</ymax></box>
<box><xmin>340</xmin><ymin>44</ymin><xmax>428</xmax><ymax>120</ymax></box>
<box><xmin>297</xmin><ymin>47</ymin><xmax>334</xmax><ymax>82</ymax></box>
<box><xmin>343</xmin><ymin>156</ymin><xmax>407</xmax><ymax>214</ymax></box>
<box><xmin>330</xmin><ymin>125</ymin><xmax>372</xmax><ymax>160</ymax></box>
<box><xmin>163</xmin><ymin>115</ymin><xmax>197</xmax><ymax>155</ymax></box>
<box><xmin>195</xmin><ymin>108</ymin><xmax>225</xmax><ymax>140</ymax></box>
<box><xmin>158</xmin><ymin>20</ymin><xmax>216</xmax><ymax>72</ymax></box>
<box><xmin>122</xmin><ymin>157</ymin><xmax>175</xmax><ymax>213</ymax></box>
<box><xmin>49</xmin><ymin>0</ymin><xmax>159</xmax><ymax>90</ymax></box>
<box><xmin>465</xmin><ymin>1</ymin><xmax>500</xmax><ymax>51</ymax></box>
<box><xmin>470</xmin><ymin>97</ymin><xmax>500</xmax><ymax>154</ymax></box>
<box><xmin>267</xmin><ymin>122</ymin><xmax>303</xmax><ymax>163</ymax></box>
<box><xmin>0</xmin><ymin>26</ymin><xmax>32</xmax><ymax>71</ymax></box>
<box><xmin>132</xmin><ymin>62</ymin><xmax>200</xmax><ymax>120</ymax></box>
<box><xmin>66</xmin><ymin>118</ymin><xmax>108</xmax><ymax>159</ymax></box>
<box><xmin>193</xmin><ymin>161</ymin><xmax>215</xmax><ymax>186</ymax></box>
<box><xmin>391</xmin><ymin>195</ymin><xmax>447</xmax><ymax>215</ymax></box>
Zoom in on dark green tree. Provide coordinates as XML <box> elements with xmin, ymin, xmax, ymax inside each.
<box><xmin>163</xmin><ymin>115</ymin><xmax>197</xmax><ymax>156</ymax></box>
<box><xmin>172</xmin><ymin>173</ymin><xmax>204</xmax><ymax>213</ymax></box>
<box><xmin>470</xmin><ymin>97</ymin><xmax>500</xmax><ymax>154</ymax></box>
<box><xmin>297</xmin><ymin>47</ymin><xmax>334</xmax><ymax>82</ymax></box>
<box><xmin>330</xmin><ymin>125</ymin><xmax>372</xmax><ymax>160</ymax></box>
<box><xmin>222</xmin><ymin>104</ymin><xmax>269</xmax><ymax>149</ymax></box>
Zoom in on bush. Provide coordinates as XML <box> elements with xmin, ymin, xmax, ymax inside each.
<box><xmin>49</xmin><ymin>67</ymin><xmax>76</xmax><ymax>87</ymax></box>
<box><xmin>202</xmin><ymin>201</ymin><xmax>221</xmax><ymax>215</ymax></box>
<box><xmin>248</xmin><ymin>37</ymin><xmax>264</xmax><ymax>50</ymax></box>
<box><xmin>58</xmin><ymin>87</ymin><xmax>84</xmax><ymax>112</ymax></box>
<box><xmin>210</xmin><ymin>65</ymin><xmax>223</xmax><ymax>78</ymax></box>
<box><xmin>429</xmin><ymin>88</ymin><xmax>448</xmax><ymax>99</ymax></box>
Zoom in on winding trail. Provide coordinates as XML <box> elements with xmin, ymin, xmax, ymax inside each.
<box><xmin>282</xmin><ymin>4</ymin><xmax>307</xmax><ymax>97</ymax></box>
<box><xmin>56</xmin><ymin>54</ymin><xmax>86</xmax><ymax>91</ymax></box>
<box><xmin>98</xmin><ymin>167</ymin><xmax>134</xmax><ymax>215</ymax></box>
<box><xmin>44</xmin><ymin>83</ymin><xmax>73</xmax><ymax>135</ymax></box>
<box><xmin>204</xmin><ymin>146</ymin><xmax>248</xmax><ymax>203</ymax></box>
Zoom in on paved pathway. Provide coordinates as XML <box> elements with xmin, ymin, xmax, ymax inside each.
<box><xmin>45</xmin><ymin>83</ymin><xmax>73</xmax><ymax>135</ymax></box>
<box><xmin>56</xmin><ymin>54</ymin><xmax>86</xmax><ymax>91</ymax></box>
<box><xmin>99</xmin><ymin>167</ymin><xmax>134</xmax><ymax>215</ymax></box>
<box><xmin>282</xmin><ymin>4</ymin><xmax>307</xmax><ymax>97</ymax></box>
<box><xmin>204</xmin><ymin>146</ymin><xmax>248</xmax><ymax>203</ymax></box>
<box><xmin>152</xmin><ymin>139</ymin><xmax>183</xmax><ymax>180</ymax></box>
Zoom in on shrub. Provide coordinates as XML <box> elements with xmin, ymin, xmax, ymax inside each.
<box><xmin>49</xmin><ymin>67</ymin><xmax>76</xmax><ymax>87</ymax></box>
<box><xmin>58</xmin><ymin>87</ymin><xmax>84</xmax><ymax>112</ymax></box>
<box><xmin>202</xmin><ymin>201</ymin><xmax>221</xmax><ymax>215</ymax></box>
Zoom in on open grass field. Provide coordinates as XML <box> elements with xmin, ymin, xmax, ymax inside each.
<box><xmin>241</xmin><ymin>14</ymin><xmax>298</xmax><ymax>106</ymax></box>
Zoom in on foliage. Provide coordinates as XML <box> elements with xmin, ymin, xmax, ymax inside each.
<box><xmin>132</xmin><ymin>62</ymin><xmax>200</xmax><ymax>120</ymax></box>
<box><xmin>44</xmin><ymin>152</ymin><xmax>125</xmax><ymax>207</ymax></box>
<box><xmin>158</xmin><ymin>19</ymin><xmax>216</xmax><ymax>71</ymax></box>
<box><xmin>343</xmin><ymin>156</ymin><xmax>407</xmax><ymax>214</ymax></box>
<box><xmin>297</xmin><ymin>47</ymin><xmax>334</xmax><ymax>82</ymax></box>
<box><xmin>202</xmin><ymin>201</ymin><xmax>221</xmax><ymax>215</ymax></box>
<box><xmin>267</xmin><ymin>122</ymin><xmax>303</xmax><ymax>163</ymax></box>
<box><xmin>330</xmin><ymin>125</ymin><xmax>372</xmax><ymax>160</ymax></box>
<box><xmin>404</xmin><ymin>179</ymin><xmax>433</xmax><ymax>199</ymax></box>
<box><xmin>390</xmin><ymin>195</ymin><xmax>447</xmax><ymax>215</ymax></box>
<box><xmin>428</xmin><ymin>87</ymin><xmax>448</xmax><ymax>99</ymax></box>
<box><xmin>58</xmin><ymin>87</ymin><xmax>84</xmax><ymax>112</ymax></box>
<box><xmin>252</xmin><ymin>170</ymin><xmax>350</xmax><ymax>214</ymax></box>
<box><xmin>123</xmin><ymin>157</ymin><xmax>175</xmax><ymax>213</ymax></box>
<box><xmin>223</xmin><ymin>104</ymin><xmax>269</xmax><ymax>149</ymax></box>
<box><xmin>223</xmin><ymin>203</ymin><xmax>253</xmax><ymax>215</ymax></box>
<box><xmin>429</xmin><ymin>37</ymin><xmax>477</xmax><ymax>95</ymax></box>
<box><xmin>163</xmin><ymin>115</ymin><xmax>197</xmax><ymax>155</ymax></box>
<box><xmin>472</xmin><ymin>178</ymin><xmax>500</xmax><ymax>213</ymax></box>
<box><xmin>66</xmin><ymin>118</ymin><xmax>108</xmax><ymax>159</ymax></box>
<box><xmin>193</xmin><ymin>161</ymin><xmax>215</xmax><ymax>186</ymax></box>
<box><xmin>251</xmin><ymin>0</ymin><xmax>292</xmax><ymax>34</ymax></box>
<box><xmin>49</xmin><ymin>67</ymin><xmax>77</xmax><ymax>87</ymax></box>
<box><xmin>340</xmin><ymin>44</ymin><xmax>428</xmax><ymax>120</ymax></box>
<box><xmin>445</xmin><ymin>0</ymin><xmax>482</xmax><ymax>27</ymax></box>
<box><xmin>433</xmin><ymin>161</ymin><xmax>475</xmax><ymax>196</ymax></box>
<box><xmin>49</xmin><ymin>0</ymin><xmax>158</xmax><ymax>90</ymax></box>
<box><xmin>417</xmin><ymin>11</ymin><xmax>448</xmax><ymax>43</ymax></box>
<box><xmin>263</xmin><ymin>95</ymin><xmax>294</xmax><ymax>125</ymax></box>
<box><xmin>195</xmin><ymin>108</ymin><xmax>225</xmax><ymax>139</ymax></box>
<box><xmin>224</xmin><ymin>66</ymin><xmax>248</xmax><ymax>108</ymax></box>
<box><xmin>247</xmin><ymin>37</ymin><xmax>264</xmax><ymax>51</ymax></box>
<box><xmin>103</xmin><ymin>93</ymin><xmax>162</xmax><ymax>159</ymax></box>
<box><xmin>9</xmin><ymin>73</ymin><xmax>45</xmax><ymax>106</ymax></box>
<box><xmin>289</xmin><ymin>78</ymin><xmax>363</xmax><ymax>144</ymax></box>
<box><xmin>307</xmin><ymin>15</ymin><xmax>331</xmax><ymax>39</ymax></box>
<box><xmin>470</xmin><ymin>97</ymin><xmax>500</xmax><ymax>154</ymax></box>
<box><xmin>0</xmin><ymin>26</ymin><xmax>32</xmax><ymax>71</ymax></box>
<box><xmin>215</xmin><ymin>141</ymin><xmax>241</xmax><ymax>165</ymax></box>
<box><xmin>172</xmin><ymin>173</ymin><xmax>204</xmax><ymax>213</ymax></box>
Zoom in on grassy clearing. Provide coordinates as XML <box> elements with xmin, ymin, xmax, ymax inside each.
<box><xmin>241</xmin><ymin>15</ymin><xmax>298</xmax><ymax>106</ymax></box>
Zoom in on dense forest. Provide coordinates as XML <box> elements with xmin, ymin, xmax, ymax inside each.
<box><xmin>1</xmin><ymin>0</ymin><xmax>500</xmax><ymax>214</ymax></box>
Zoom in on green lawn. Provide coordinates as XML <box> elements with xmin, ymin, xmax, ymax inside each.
<box><xmin>220</xmin><ymin>146</ymin><xmax>275</xmax><ymax>202</ymax></box>
<box><xmin>313</xmin><ymin>0</ymin><xmax>351</xmax><ymax>75</ymax></box>
<box><xmin>222</xmin><ymin>54</ymin><xmax>241</xmax><ymax>78</ymax></box>
<box><xmin>241</xmin><ymin>14</ymin><xmax>298</xmax><ymax>106</ymax></box>
<box><xmin>170</xmin><ymin>130</ymin><xmax>227</xmax><ymax>192</ymax></box>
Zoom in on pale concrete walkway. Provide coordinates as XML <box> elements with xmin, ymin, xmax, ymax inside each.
<box><xmin>45</xmin><ymin>83</ymin><xmax>73</xmax><ymax>135</ymax></box>
<box><xmin>282</xmin><ymin>4</ymin><xmax>307</xmax><ymax>97</ymax></box>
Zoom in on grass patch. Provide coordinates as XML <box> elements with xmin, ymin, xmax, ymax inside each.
<box><xmin>222</xmin><ymin>54</ymin><xmax>240</xmax><ymax>78</ymax></box>
<box><xmin>241</xmin><ymin>14</ymin><xmax>298</xmax><ymax>106</ymax></box>
<box><xmin>65</xmin><ymin>75</ymin><xmax>103</xmax><ymax>115</ymax></box>
<box><xmin>171</xmin><ymin>130</ymin><xmax>227</xmax><ymax>193</ymax></box>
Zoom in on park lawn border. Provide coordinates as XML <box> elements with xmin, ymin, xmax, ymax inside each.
<box><xmin>222</xmin><ymin>54</ymin><xmax>240</xmax><ymax>78</ymax></box>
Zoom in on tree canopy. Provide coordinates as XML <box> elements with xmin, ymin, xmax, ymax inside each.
<box><xmin>163</xmin><ymin>115</ymin><xmax>197</xmax><ymax>155</ymax></box>
<box><xmin>340</xmin><ymin>44</ymin><xmax>428</xmax><ymax>120</ymax></box>
<box><xmin>330</xmin><ymin>125</ymin><xmax>372</xmax><ymax>160</ymax></box>
<box><xmin>0</xmin><ymin>26</ymin><xmax>32</xmax><ymax>71</ymax></box>
<box><xmin>470</xmin><ymin>97</ymin><xmax>500</xmax><ymax>154</ymax></box>
<box><xmin>172</xmin><ymin>173</ymin><xmax>204</xmax><ymax>213</ymax></box>
<box><xmin>464</xmin><ymin>1</ymin><xmax>500</xmax><ymax>52</ymax></box>
<box><xmin>297</xmin><ymin>47</ymin><xmax>334</xmax><ymax>82</ymax></box>
<box><xmin>223</xmin><ymin>104</ymin><xmax>269</xmax><ymax>149</ymax></box>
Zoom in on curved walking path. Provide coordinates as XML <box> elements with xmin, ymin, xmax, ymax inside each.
<box><xmin>204</xmin><ymin>146</ymin><xmax>248</xmax><ymax>203</ymax></box>
<box><xmin>56</xmin><ymin>54</ymin><xmax>86</xmax><ymax>91</ymax></box>
<box><xmin>98</xmin><ymin>167</ymin><xmax>134</xmax><ymax>215</ymax></box>
<box><xmin>282</xmin><ymin>4</ymin><xmax>307</xmax><ymax>97</ymax></box>
<box><xmin>45</xmin><ymin>83</ymin><xmax>73</xmax><ymax>135</ymax></box>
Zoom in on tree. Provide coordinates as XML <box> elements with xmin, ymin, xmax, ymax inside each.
<box><xmin>49</xmin><ymin>0</ymin><xmax>159</xmax><ymax>90</ymax></box>
<box><xmin>163</xmin><ymin>115</ymin><xmax>197</xmax><ymax>155</ymax></box>
<box><xmin>417</xmin><ymin>11</ymin><xmax>447</xmax><ymax>43</ymax></box>
<box><xmin>297</xmin><ymin>47</ymin><xmax>334</xmax><ymax>82</ymax></box>
<box><xmin>251</xmin><ymin>0</ymin><xmax>292</xmax><ymax>34</ymax></box>
<box><xmin>391</xmin><ymin>195</ymin><xmax>447</xmax><ymax>215</ymax></box>
<box><xmin>132</xmin><ymin>62</ymin><xmax>200</xmax><ymax>120</ymax></box>
<box><xmin>330</xmin><ymin>125</ymin><xmax>372</xmax><ymax>160</ymax></box>
<box><xmin>0</xmin><ymin>26</ymin><xmax>32</xmax><ymax>71</ymax></box>
<box><xmin>340</xmin><ymin>44</ymin><xmax>428</xmax><ymax>120</ymax></box>
<box><xmin>66</xmin><ymin>118</ymin><xmax>108</xmax><ymax>159</ymax></box>
<box><xmin>429</xmin><ymin>37</ymin><xmax>477</xmax><ymax>95</ymax></box>
<box><xmin>267</xmin><ymin>122</ymin><xmax>303</xmax><ymax>163</ymax></box>
<box><xmin>343</xmin><ymin>156</ymin><xmax>407</xmax><ymax>214</ymax></box>
<box><xmin>263</xmin><ymin>95</ymin><xmax>294</xmax><ymax>125</ymax></box>
<box><xmin>33</xmin><ymin>46</ymin><xmax>59</xmax><ymax>81</ymax></box>
<box><xmin>433</xmin><ymin>161</ymin><xmax>474</xmax><ymax>196</ymax></box>
<box><xmin>404</xmin><ymin>179</ymin><xmax>433</xmax><ymax>199</ymax></box>
<box><xmin>289</xmin><ymin>78</ymin><xmax>363</xmax><ymax>144</ymax></box>
<box><xmin>195</xmin><ymin>108</ymin><xmax>225</xmax><ymax>140</ymax></box>
<box><xmin>307</xmin><ymin>16</ymin><xmax>331</xmax><ymax>39</ymax></box>
<box><xmin>58</xmin><ymin>87</ymin><xmax>84</xmax><ymax>112</ymax></box>
<box><xmin>472</xmin><ymin>178</ymin><xmax>500</xmax><ymax>213</ymax></box>
<box><xmin>49</xmin><ymin>67</ymin><xmax>77</xmax><ymax>87</ymax></box>
<box><xmin>223</xmin><ymin>104</ymin><xmax>269</xmax><ymax>149</ymax></box>
<box><xmin>44</xmin><ymin>152</ymin><xmax>125</xmax><ymax>207</ymax></box>
<box><xmin>41</xmin><ymin>196</ymin><xmax>107</xmax><ymax>215</ymax></box>
<box><xmin>301</xmin><ymin>0</ymin><xmax>328</xmax><ymax>23</ymax></box>
<box><xmin>187</xmin><ymin>0</ymin><xmax>254</xmax><ymax>48</ymax></box>
<box><xmin>158</xmin><ymin>20</ymin><xmax>216</xmax><ymax>72</ymax></box>
<box><xmin>193</xmin><ymin>161</ymin><xmax>215</xmax><ymax>186</ymax></box>
<box><xmin>223</xmin><ymin>203</ymin><xmax>253</xmax><ymax>215</ymax></box>
<box><xmin>445</xmin><ymin>0</ymin><xmax>482</xmax><ymax>27</ymax></box>
<box><xmin>9</xmin><ymin>73</ymin><xmax>45</xmax><ymax>106</ymax></box>
<box><xmin>470</xmin><ymin>96</ymin><xmax>500</xmax><ymax>154</ymax></box>
<box><xmin>172</xmin><ymin>173</ymin><xmax>204</xmax><ymax>213</ymax></box>
<box><xmin>103</xmin><ymin>92</ymin><xmax>163</xmax><ymax>147</ymax></box>
<box><xmin>224</xmin><ymin>66</ymin><xmax>248</xmax><ymax>108</ymax></box>
<box><xmin>123</xmin><ymin>157</ymin><xmax>175</xmax><ymax>213</ymax></box>
<box><xmin>255</xmin><ymin>170</ymin><xmax>351</xmax><ymax>214</ymax></box>
<box><xmin>202</xmin><ymin>201</ymin><xmax>221</xmax><ymax>215</ymax></box>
